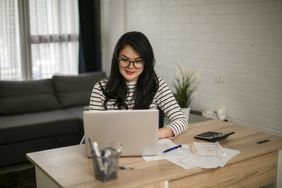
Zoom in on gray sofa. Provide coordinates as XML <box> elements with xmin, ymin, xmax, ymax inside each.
<box><xmin>0</xmin><ymin>71</ymin><xmax>105</xmax><ymax>167</ymax></box>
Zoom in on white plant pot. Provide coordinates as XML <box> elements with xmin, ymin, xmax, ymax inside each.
<box><xmin>181</xmin><ymin>107</ymin><xmax>191</xmax><ymax>122</ymax></box>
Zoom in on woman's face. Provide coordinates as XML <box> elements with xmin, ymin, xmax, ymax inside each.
<box><xmin>118</xmin><ymin>45</ymin><xmax>144</xmax><ymax>82</ymax></box>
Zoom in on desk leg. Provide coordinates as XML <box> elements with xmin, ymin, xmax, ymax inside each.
<box><xmin>35</xmin><ymin>166</ymin><xmax>60</xmax><ymax>188</ymax></box>
<box><xmin>277</xmin><ymin>150</ymin><xmax>282</xmax><ymax>188</ymax></box>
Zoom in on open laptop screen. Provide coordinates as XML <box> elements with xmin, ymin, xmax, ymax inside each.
<box><xmin>83</xmin><ymin>109</ymin><xmax>159</xmax><ymax>157</ymax></box>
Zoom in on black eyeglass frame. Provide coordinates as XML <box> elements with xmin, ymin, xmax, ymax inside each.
<box><xmin>118</xmin><ymin>57</ymin><xmax>144</xmax><ymax>69</ymax></box>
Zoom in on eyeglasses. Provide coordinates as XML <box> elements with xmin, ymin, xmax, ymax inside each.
<box><xmin>118</xmin><ymin>57</ymin><xmax>144</xmax><ymax>69</ymax></box>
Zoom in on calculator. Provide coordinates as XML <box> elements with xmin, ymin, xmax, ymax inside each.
<box><xmin>194</xmin><ymin>131</ymin><xmax>235</xmax><ymax>142</ymax></box>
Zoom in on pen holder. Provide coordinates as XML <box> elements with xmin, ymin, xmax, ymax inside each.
<box><xmin>91</xmin><ymin>148</ymin><xmax>120</xmax><ymax>182</ymax></box>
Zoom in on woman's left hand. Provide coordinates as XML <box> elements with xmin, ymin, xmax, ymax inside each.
<box><xmin>158</xmin><ymin>127</ymin><xmax>174</xmax><ymax>138</ymax></box>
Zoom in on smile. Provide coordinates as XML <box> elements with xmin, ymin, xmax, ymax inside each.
<box><xmin>125</xmin><ymin>70</ymin><xmax>135</xmax><ymax>75</ymax></box>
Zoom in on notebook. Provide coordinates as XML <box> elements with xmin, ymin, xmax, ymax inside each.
<box><xmin>83</xmin><ymin>109</ymin><xmax>159</xmax><ymax>157</ymax></box>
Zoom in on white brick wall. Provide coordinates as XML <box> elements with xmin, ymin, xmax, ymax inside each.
<box><xmin>101</xmin><ymin>0</ymin><xmax>282</xmax><ymax>136</ymax></box>
<box><xmin>101</xmin><ymin>0</ymin><xmax>126</xmax><ymax>76</ymax></box>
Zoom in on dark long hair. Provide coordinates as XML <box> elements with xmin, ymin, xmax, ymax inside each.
<box><xmin>102</xmin><ymin>31</ymin><xmax>159</xmax><ymax>109</ymax></box>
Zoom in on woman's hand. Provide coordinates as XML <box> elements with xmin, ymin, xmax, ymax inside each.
<box><xmin>158</xmin><ymin>127</ymin><xmax>174</xmax><ymax>138</ymax></box>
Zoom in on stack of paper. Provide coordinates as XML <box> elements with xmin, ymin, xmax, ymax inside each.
<box><xmin>179</xmin><ymin>142</ymin><xmax>240</xmax><ymax>169</ymax></box>
<box><xmin>143</xmin><ymin>139</ymin><xmax>240</xmax><ymax>170</ymax></box>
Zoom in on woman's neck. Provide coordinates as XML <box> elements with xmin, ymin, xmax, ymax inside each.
<box><xmin>126</xmin><ymin>80</ymin><xmax>137</xmax><ymax>85</ymax></box>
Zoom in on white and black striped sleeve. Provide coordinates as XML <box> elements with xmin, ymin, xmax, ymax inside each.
<box><xmin>89</xmin><ymin>80</ymin><xmax>107</xmax><ymax>111</ymax></box>
<box><xmin>155</xmin><ymin>77</ymin><xmax>188</xmax><ymax>136</ymax></box>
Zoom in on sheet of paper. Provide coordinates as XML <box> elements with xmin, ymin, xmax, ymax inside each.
<box><xmin>218</xmin><ymin>148</ymin><xmax>241</xmax><ymax>167</ymax></box>
<box><xmin>193</xmin><ymin>142</ymin><xmax>224</xmax><ymax>156</ymax></box>
<box><xmin>143</xmin><ymin>138</ymin><xmax>183</xmax><ymax>161</ymax></box>
<box><xmin>179</xmin><ymin>146</ymin><xmax>240</xmax><ymax>169</ymax></box>
<box><xmin>143</xmin><ymin>139</ymin><xmax>240</xmax><ymax>170</ymax></box>
<box><xmin>166</xmin><ymin>145</ymin><xmax>197</xmax><ymax>170</ymax></box>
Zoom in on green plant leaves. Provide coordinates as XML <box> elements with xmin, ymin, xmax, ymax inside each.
<box><xmin>173</xmin><ymin>66</ymin><xmax>199</xmax><ymax>108</ymax></box>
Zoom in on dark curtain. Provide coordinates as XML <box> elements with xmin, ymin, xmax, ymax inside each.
<box><xmin>78</xmin><ymin>0</ymin><xmax>101</xmax><ymax>73</ymax></box>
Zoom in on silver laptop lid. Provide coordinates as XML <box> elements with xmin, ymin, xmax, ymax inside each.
<box><xmin>83</xmin><ymin>109</ymin><xmax>159</xmax><ymax>157</ymax></box>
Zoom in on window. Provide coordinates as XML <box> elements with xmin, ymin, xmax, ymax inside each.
<box><xmin>0</xmin><ymin>0</ymin><xmax>79</xmax><ymax>80</ymax></box>
<box><xmin>0</xmin><ymin>0</ymin><xmax>22</xmax><ymax>80</ymax></box>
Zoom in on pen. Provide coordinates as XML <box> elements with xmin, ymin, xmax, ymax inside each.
<box><xmin>163</xmin><ymin>144</ymin><xmax>182</xmax><ymax>153</ymax></box>
<box><xmin>88</xmin><ymin>138</ymin><xmax>104</xmax><ymax>171</ymax></box>
<box><xmin>93</xmin><ymin>141</ymin><xmax>104</xmax><ymax>171</ymax></box>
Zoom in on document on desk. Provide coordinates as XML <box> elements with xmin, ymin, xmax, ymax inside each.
<box><xmin>143</xmin><ymin>140</ymin><xmax>240</xmax><ymax>170</ymax></box>
<box><xmin>186</xmin><ymin>142</ymin><xmax>240</xmax><ymax>169</ymax></box>
<box><xmin>142</xmin><ymin>139</ymin><xmax>197</xmax><ymax>169</ymax></box>
<box><xmin>143</xmin><ymin>139</ymin><xmax>186</xmax><ymax>161</ymax></box>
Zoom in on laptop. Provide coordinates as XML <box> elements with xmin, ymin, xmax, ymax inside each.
<box><xmin>83</xmin><ymin>109</ymin><xmax>159</xmax><ymax>157</ymax></box>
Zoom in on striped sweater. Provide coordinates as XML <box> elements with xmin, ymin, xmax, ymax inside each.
<box><xmin>89</xmin><ymin>77</ymin><xmax>188</xmax><ymax>136</ymax></box>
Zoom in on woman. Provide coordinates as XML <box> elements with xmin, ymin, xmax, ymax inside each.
<box><xmin>90</xmin><ymin>31</ymin><xmax>188</xmax><ymax>138</ymax></box>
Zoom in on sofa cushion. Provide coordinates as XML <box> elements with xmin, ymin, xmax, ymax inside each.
<box><xmin>65</xmin><ymin>106</ymin><xmax>87</xmax><ymax>120</ymax></box>
<box><xmin>0</xmin><ymin>79</ymin><xmax>61</xmax><ymax>115</ymax></box>
<box><xmin>52</xmin><ymin>71</ymin><xmax>106</xmax><ymax>108</ymax></box>
<box><xmin>0</xmin><ymin>109</ymin><xmax>82</xmax><ymax>145</ymax></box>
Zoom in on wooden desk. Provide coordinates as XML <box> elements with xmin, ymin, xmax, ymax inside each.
<box><xmin>27</xmin><ymin>120</ymin><xmax>282</xmax><ymax>188</ymax></box>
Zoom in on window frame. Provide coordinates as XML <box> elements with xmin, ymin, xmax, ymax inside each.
<box><xmin>18</xmin><ymin>0</ymin><xmax>32</xmax><ymax>80</ymax></box>
<box><xmin>5</xmin><ymin>0</ymin><xmax>79</xmax><ymax>80</ymax></box>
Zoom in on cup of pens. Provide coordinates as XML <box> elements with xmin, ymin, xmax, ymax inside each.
<box><xmin>88</xmin><ymin>138</ymin><xmax>122</xmax><ymax>182</ymax></box>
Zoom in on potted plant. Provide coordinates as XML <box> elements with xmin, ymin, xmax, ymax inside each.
<box><xmin>173</xmin><ymin>66</ymin><xmax>200</xmax><ymax>120</ymax></box>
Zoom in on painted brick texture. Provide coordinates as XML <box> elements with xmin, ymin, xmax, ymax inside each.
<box><xmin>124</xmin><ymin>0</ymin><xmax>282</xmax><ymax>135</ymax></box>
